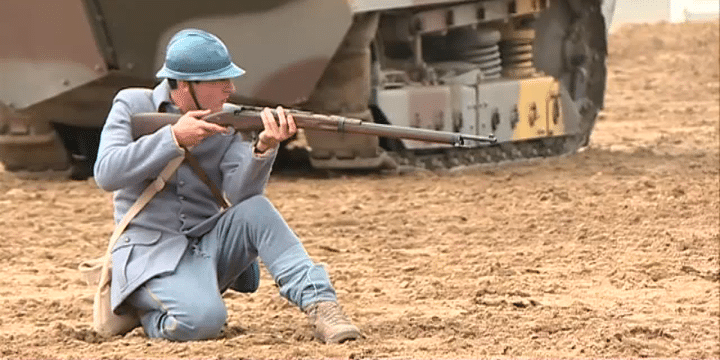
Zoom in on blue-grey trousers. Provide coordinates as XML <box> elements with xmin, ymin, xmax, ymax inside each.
<box><xmin>125</xmin><ymin>195</ymin><xmax>337</xmax><ymax>341</ymax></box>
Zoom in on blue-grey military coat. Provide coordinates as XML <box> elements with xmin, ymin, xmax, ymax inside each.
<box><xmin>94</xmin><ymin>80</ymin><xmax>276</xmax><ymax>312</ymax></box>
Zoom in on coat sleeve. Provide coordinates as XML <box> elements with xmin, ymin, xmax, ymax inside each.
<box><xmin>94</xmin><ymin>90</ymin><xmax>185</xmax><ymax>191</ymax></box>
<box><xmin>219</xmin><ymin>136</ymin><xmax>277</xmax><ymax>204</ymax></box>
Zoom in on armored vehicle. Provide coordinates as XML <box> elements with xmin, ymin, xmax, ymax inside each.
<box><xmin>0</xmin><ymin>0</ymin><xmax>616</xmax><ymax>178</ymax></box>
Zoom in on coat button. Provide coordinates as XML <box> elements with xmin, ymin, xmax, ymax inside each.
<box><xmin>124</xmin><ymin>237</ymin><xmax>130</xmax><ymax>243</ymax></box>
<box><xmin>179</xmin><ymin>196</ymin><xmax>186</xmax><ymax>201</ymax></box>
<box><xmin>180</xmin><ymin>214</ymin><xmax>186</xmax><ymax>219</ymax></box>
<box><xmin>179</xmin><ymin>180</ymin><xmax>185</xmax><ymax>186</ymax></box>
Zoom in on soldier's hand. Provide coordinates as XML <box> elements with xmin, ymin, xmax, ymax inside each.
<box><xmin>256</xmin><ymin>106</ymin><xmax>297</xmax><ymax>153</ymax></box>
<box><xmin>171</xmin><ymin>109</ymin><xmax>228</xmax><ymax>148</ymax></box>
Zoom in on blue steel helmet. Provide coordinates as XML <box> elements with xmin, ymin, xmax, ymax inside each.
<box><xmin>156</xmin><ymin>29</ymin><xmax>245</xmax><ymax>81</ymax></box>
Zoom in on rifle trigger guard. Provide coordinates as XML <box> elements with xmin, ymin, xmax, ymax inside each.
<box><xmin>231</xmin><ymin>105</ymin><xmax>244</xmax><ymax>116</ymax></box>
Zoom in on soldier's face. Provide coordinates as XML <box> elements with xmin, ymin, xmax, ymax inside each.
<box><xmin>186</xmin><ymin>79</ymin><xmax>236</xmax><ymax>113</ymax></box>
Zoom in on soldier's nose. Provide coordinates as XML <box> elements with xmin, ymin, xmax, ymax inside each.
<box><xmin>224</xmin><ymin>80</ymin><xmax>235</xmax><ymax>94</ymax></box>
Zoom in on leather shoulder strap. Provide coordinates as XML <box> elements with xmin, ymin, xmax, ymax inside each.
<box><xmin>182</xmin><ymin>148</ymin><xmax>231</xmax><ymax>209</ymax></box>
<box><xmin>97</xmin><ymin>154</ymin><xmax>185</xmax><ymax>287</ymax></box>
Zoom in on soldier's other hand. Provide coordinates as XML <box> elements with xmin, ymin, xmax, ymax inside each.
<box><xmin>171</xmin><ymin>109</ymin><xmax>227</xmax><ymax>148</ymax></box>
<box><xmin>256</xmin><ymin>106</ymin><xmax>297</xmax><ymax>153</ymax></box>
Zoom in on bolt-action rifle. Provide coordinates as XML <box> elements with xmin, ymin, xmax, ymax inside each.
<box><xmin>131</xmin><ymin>104</ymin><xmax>495</xmax><ymax>146</ymax></box>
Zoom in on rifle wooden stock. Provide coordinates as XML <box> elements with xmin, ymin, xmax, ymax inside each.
<box><xmin>130</xmin><ymin>104</ymin><xmax>495</xmax><ymax>146</ymax></box>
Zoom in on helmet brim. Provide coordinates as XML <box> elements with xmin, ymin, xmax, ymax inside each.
<box><xmin>156</xmin><ymin>62</ymin><xmax>245</xmax><ymax>81</ymax></box>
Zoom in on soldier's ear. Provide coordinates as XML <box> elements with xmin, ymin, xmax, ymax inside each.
<box><xmin>177</xmin><ymin>81</ymin><xmax>190</xmax><ymax>91</ymax></box>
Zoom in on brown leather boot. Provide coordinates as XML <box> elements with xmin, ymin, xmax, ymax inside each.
<box><xmin>305</xmin><ymin>301</ymin><xmax>362</xmax><ymax>343</ymax></box>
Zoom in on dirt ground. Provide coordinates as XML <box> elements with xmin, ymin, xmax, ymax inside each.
<box><xmin>0</xmin><ymin>21</ymin><xmax>718</xmax><ymax>359</ymax></box>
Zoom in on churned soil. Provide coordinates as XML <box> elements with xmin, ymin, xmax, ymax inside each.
<box><xmin>0</xmin><ymin>21</ymin><xmax>718</xmax><ymax>359</ymax></box>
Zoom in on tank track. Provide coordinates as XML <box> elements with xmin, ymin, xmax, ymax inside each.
<box><xmin>386</xmin><ymin>133</ymin><xmax>584</xmax><ymax>172</ymax></box>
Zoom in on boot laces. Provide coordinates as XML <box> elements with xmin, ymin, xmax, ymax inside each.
<box><xmin>312</xmin><ymin>302</ymin><xmax>350</xmax><ymax>326</ymax></box>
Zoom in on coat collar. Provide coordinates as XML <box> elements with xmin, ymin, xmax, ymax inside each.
<box><xmin>151</xmin><ymin>79</ymin><xmax>180</xmax><ymax>113</ymax></box>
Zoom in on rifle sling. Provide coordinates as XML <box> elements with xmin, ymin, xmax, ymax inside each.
<box><xmin>182</xmin><ymin>147</ymin><xmax>230</xmax><ymax>209</ymax></box>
